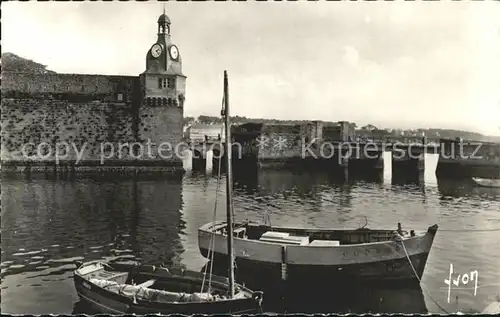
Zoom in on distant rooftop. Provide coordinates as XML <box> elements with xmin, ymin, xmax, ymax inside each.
<box><xmin>187</xmin><ymin>123</ymin><xmax>224</xmax><ymax>130</ymax></box>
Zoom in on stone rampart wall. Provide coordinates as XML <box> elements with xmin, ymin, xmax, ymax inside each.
<box><xmin>1</xmin><ymin>98</ymin><xmax>183</xmax><ymax>166</ymax></box>
<box><xmin>257</xmin><ymin>124</ymin><xmax>305</xmax><ymax>159</ymax></box>
<box><xmin>2</xmin><ymin>72</ymin><xmax>138</xmax><ymax>102</ymax></box>
<box><xmin>439</xmin><ymin>139</ymin><xmax>500</xmax><ymax>163</ymax></box>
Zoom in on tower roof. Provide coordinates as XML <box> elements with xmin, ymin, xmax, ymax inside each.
<box><xmin>158</xmin><ymin>13</ymin><xmax>171</xmax><ymax>24</ymax></box>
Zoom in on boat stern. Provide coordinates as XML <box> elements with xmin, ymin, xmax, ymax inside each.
<box><xmin>198</xmin><ymin>221</ymin><xmax>227</xmax><ymax>259</ymax></box>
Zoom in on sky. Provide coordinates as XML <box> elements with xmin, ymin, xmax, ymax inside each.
<box><xmin>2</xmin><ymin>1</ymin><xmax>500</xmax><ymax>136</ymax></box>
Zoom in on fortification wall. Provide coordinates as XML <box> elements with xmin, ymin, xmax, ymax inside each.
<box><xmin>322</xmin><ymin>125</ymin><xmax>342</xmax><ymax>142</ymax></box>
<box><xmin>437</xmin><ymin>139</ymin><xmax>500</xmax><ymax>178</ymax></box>
<box><xmin>257</xmin><ymin>124</ymin><xmax>305</xmax><ymax>159</ymax></box>
<box><xmin>232</xmin><ymin>122</ymin><xmax>340</xmax><ymax>161</ymax></box>
<box><xmin>1</xmin><ymin>72</ymin><xmax>138</xmax><ymax>102</ymax></box>
<box><xmin>138</xmin><ymin>104</ymin><xmax>184</xmax><ymax>162</ymax></box>
<box><xmin>1</xmin><ymin>99</ymin><xmax>134</xmax><ymax>161</ymax></box>
<box><xmin>439</xmin><ymin>139</ymin><xmax>500</xmax><ymax>163</ymax></box>
<box><xmin>1</xmin><ymin>98</ymin><xmax>183</xmax><ymax>168</ymax></box>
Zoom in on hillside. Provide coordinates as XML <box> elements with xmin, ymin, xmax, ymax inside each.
<box><xmin>1</xmin><ymin>52</ymin><xmax>56</xmax><ymax>74</ymax></box>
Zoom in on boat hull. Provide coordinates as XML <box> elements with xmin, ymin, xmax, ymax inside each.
<box><xmin>75</xmin><ymin>283</ymin><xmax>260</xmax><ymax>314</ymax></box>
<box><xmin>472</xmin><ymin>177</ymin><xmax>500</xmax><ymax>188</ymax></box>
<box><xmin>200</xmin><ymin>248</ymin><xmax>430</xmax><ymax>285</ymax></box>
<box><xmin>73</xmin><ymin>262</ymin><xmax>263</xmax><ymax>314</ymax></box>
<box><xmin>74</xmin><ymin>275</ymin><xmax>129</xmax><ymax>314</ymax></box>
<box><xmin>198</xmin><ymin>222</ymin><xmax>438</xmax><ymax>285</ymax></box>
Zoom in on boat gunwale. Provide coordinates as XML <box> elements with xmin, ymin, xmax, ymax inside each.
<box><xmin>198</xmin><ymin>220</ymin><xmax>438</xmax><ymax>248</ymax></box>
<box><xmin>74</xmin><ymin>261</ymin><xmax>259</xmax><ymax>307</ymax></box>
<box><xmin>75</xmin><ymin>276</ymin><xmax>260</xmax><ymax>314</ymax></box>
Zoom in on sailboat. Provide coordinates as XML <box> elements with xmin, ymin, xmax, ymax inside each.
<box><xmin>197</xmin><ymin>77</ymin><xmax>440</xmax><ymax>285</ymax></box>
<box><xmin>199</xmin><ymin>221</ymin><xmax>438</xmax><ymax>284</ymax></box>
<box><xmin>72</xmin><ymin>71</ymin><xmax>263</xmax><ymax>314</ymax></box>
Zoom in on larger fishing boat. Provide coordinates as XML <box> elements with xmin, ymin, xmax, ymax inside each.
<box><xmin>199</xmin><ymin>221</ymin><xmax>438</xmax><ymax>284</ymax></box>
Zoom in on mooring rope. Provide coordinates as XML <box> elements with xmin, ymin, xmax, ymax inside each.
<box><xmin>437</xmin><ymin>228</ymin><xmax>500</xmax><ymax>232</ymax></box>
<box><xmin>207</xmin><ymin>119</ymin><xmax>226</xmax><ymax>294</ymax></box>
<box><xmin>400</xmin><ymin>238</ymin><xmax>450</xmax><ymax>314</ymax></box>
<box><xmin>200</xmin><ymin>96</ymin><xmax>225</xmax><ymax>295</ymax></box>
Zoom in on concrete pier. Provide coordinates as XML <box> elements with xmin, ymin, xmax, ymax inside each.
<box><xmin>185</xmin><ymin>123</ymin><xmax>499</xmax><ymax>181</ymax></box>
<box><xmin>346</xmin><ymin>142</ymin><xmax>384</xmax><ymax>178</ymax></box>
<box><xmin>436</xmin><ymin>138</ymin><xmax>500</xmax><ymax>179</ymax></box>
<box><xmin>231</xmin><ymin>123</ymin><xmax>429</xmax><ymax>179</ymax></box>
<box><xmin>188</xmin><ymin>141</ymin><xmax>224</xmax><ymax>172</ymax></box>
<box><xmin>391</xmin><ymin>143</ymin><xmax>425</xmax><ymax>182</ymax></box>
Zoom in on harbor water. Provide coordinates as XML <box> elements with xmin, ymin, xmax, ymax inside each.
<box><xmin>1</xmin><ymin>153</ymin><xmax>499</xmax><ymax>314</ymax></box>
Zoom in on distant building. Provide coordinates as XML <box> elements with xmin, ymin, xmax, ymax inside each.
<box><xmin>321</xmin><ymin>121</ymin><xmax>355</xmax><ymax>142</ymax></box>
<box><xmin>184</xmin><ymin>123</ymin><xmax>225</xmax><ymax>142</ymax></box>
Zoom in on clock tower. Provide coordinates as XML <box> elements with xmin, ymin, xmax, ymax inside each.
<box><xmin>138</xmin><ymin>9</ymin><xmax>185</xmax><ymax>168</ymax></box>
<box><xmin>141</xmin><ymin>9</ymin><xmax>186</xmax><ymax>108</ymax></box>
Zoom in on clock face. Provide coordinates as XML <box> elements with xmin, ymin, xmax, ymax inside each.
<box><xmin>151</xmin><ymin>44</ymin><xmax>162</xmax><ymax>58</ymax></box>
<box><xmin>169</xmin><ymin>45</ymin><xmax>179</xmax><ymax>60</ymax></box>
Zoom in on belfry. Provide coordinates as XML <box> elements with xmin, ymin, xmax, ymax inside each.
<box><xmin>140</xmin><ymin>8</ymin><xmax>186</xmax><ymax>108</ymax></box>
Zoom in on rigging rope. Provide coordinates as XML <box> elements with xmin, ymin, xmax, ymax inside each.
<box><xmin>400</xmin><ymin>238</ymin><xmax>450</xmax><ymax>314</ymax></box>
<box><xmin>200</xmin><ymin>96</ymin><xmax>226</xmax><ymax>294</ymax></box>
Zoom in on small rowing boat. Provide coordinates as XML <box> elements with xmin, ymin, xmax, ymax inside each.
<box><xmin>472</xmin><ymin>177</ymin><xmax>500</xmax><ymax>188</ymax></box>
<box><xmin>73</xmin><ymin>260</ymin><xmax>263</xmax><ymax>314</ymax></box>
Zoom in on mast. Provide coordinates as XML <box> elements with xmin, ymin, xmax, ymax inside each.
<box><xmin>223</xmin><ymin>70</ymin><xmax>235</xmax><ymax>298</ymax></box>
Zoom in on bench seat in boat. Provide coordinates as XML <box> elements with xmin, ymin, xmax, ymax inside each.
<box><xmin>234</xmin><ymin>227</ymin><xmax>246</xmax><ymax>238</ymax></box>
<box><xmin>261</xmin><ymin>231</ymin><xmax>290</xmax><ymax>239</ymax></box>
<box><xmin>259</xmin><ymin>232</ymin><xmax>310</xmax><ymax>245</ymax></box>
<box><xmin>309</xmin><ymin>240</ymin><xmax>340</xmax><ymax>246</ymax></box>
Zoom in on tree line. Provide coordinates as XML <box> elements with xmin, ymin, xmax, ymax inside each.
<box><xmin>184</xmin><ymin>115</ymin><xmax>497</xmax><ymax>142</ymax></box>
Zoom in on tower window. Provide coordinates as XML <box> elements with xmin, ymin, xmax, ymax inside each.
<box><xmin>167</xmin><ymin>78</ymin><xmax>175</xmax><ymax>89</ymax></box>
<box><xmin>157</xmin><ymin>78</ymin><xmax>175</xmax><ymax>89</ymax></box>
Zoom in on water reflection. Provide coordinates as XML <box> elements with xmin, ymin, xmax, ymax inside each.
<box><xmin>233</xmin><ymin>170</ymin><xmax>357</xmax><ymax>223</ymax></box>
<box><xmin>2</xmin><ymin>166</ymin><xmax>499</xmax><ymax>314</ymax></box>
<box><xmin>437</xmin><ymin>178</ymin><xmax>500</xmax><ymax>199</ymax></box>
<box><xmin>392</xmin><ymin>172</ymin><xmax>424</xmax><ymax>187</ymax></box>
<box><xmin>200</xmin><ymin>261</ymin><xmax>427</xmax><ymax>314</ymax></box>
<box><xmin>233</xmin><ymin>168</ymin><xmax>259</xmax><ymax>195</ymax></box>
<box><xmin>1</xmin><ymin>174</ymin><xmax>184</xmax><ymax>314</ymax></box>
<box><xmin>283</xmin><ymin>284</ymin><xmax>427</xmax><ymax>314</ymax></box>
<box><xmin>71</xmin><ymin>300</ymin><xmax>87</xmax><ymax>314</ymax></box>
<box><xmin>390</xmin><ymin>179</ymin><xmax>426</xmax><ymax>199</ymax></box>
